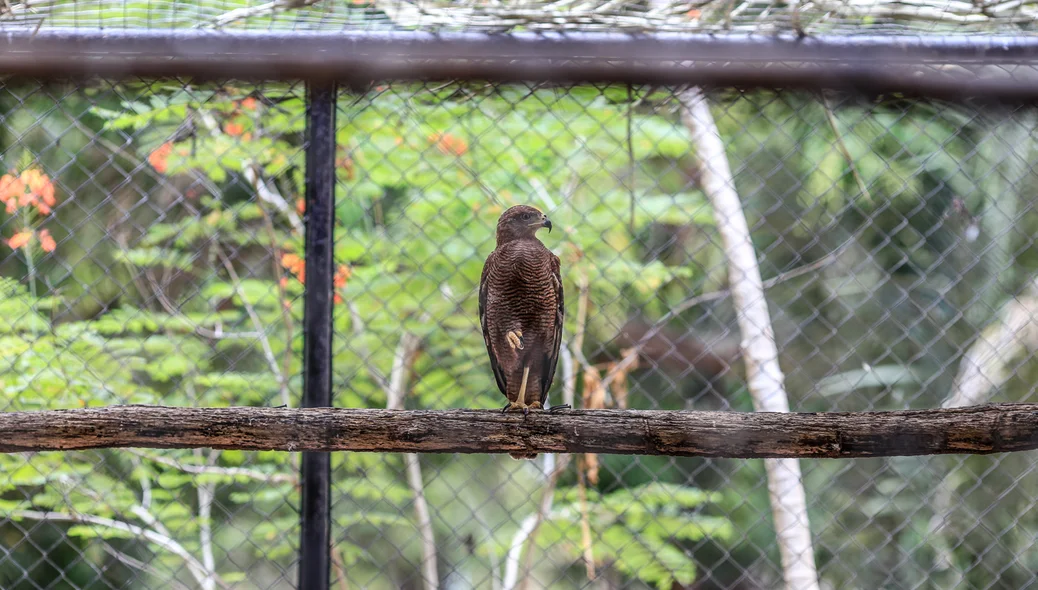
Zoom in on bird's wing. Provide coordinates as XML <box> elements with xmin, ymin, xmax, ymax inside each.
<box><xmin>540</xmin><ymin>252</ymin><xmax>565</xmax><ymax>403</ymax></box>
<box><xmin>479</xmin><ymin>251</ymin><xmax>507</xmax><ymax>395</ymax></box>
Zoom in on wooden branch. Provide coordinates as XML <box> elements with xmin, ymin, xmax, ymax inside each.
<box><xmin>0</xmin><ymin>404</ymin><xmax>1036</xmax><ymax>458</ymax></box>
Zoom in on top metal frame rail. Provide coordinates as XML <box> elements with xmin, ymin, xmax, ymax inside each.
<box><xmin>3</xmin><ymin>30</ymin><xmax>1038</xmax><ymax>101</ymax></box>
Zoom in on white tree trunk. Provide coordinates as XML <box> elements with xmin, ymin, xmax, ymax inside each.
<box><xmin>678</xmin><ymin>87</ymin><xmax>820</xmax><ymax>590</ymax></box>
<box><xmin>387</xmin><ymin>331</ymin><xmax>439</xmax><ymax>590</ymax></box>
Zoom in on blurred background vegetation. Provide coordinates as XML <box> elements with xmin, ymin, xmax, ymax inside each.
<box><xmin>1</xmin><ymin>77</ymin><xmax>1037</xmax><ymax>590</ymax></box>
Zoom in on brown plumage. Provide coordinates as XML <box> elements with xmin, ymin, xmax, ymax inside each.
<box><xmin>479</xmin><ymin>205</ymin><xmax>566</xmax><ymax>460</ymax></box>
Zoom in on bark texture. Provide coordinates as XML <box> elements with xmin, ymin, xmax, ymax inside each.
<box><xmin>0</xmin><ymin>404</ymin><xmax>1035</xmax><ymax>457</ymax></box>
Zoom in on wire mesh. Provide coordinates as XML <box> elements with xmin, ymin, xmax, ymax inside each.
<box><xmin>0</xmin><ymin>79</ymin><xmax>307</xmax><ymax>589</ymax></box>
<box><xmin>3</xmin><ymin>0</ymin><xmax>1038</xmax><ymax>36</ymax></box>
<box><xmin>3</xmin><ymin>75</ymin><xmax>1038</xmax><ymax>590</ymax></box>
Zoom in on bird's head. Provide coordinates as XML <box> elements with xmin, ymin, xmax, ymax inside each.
<box><xmin>495</xmin><ymin>204</ymin><xmax>552</xmax><ymax>245</ymax></box>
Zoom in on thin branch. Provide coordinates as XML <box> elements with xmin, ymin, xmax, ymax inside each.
<box><xmin>501</xmin><ymin>513</ymin><xmax>539</xmax><ymax>590</ymax></box>
<box><xmin>347</xmin><ymin>301</ymin><xmax>391</xmax><ymax>392</ymax></box>
<box><xmin>501</xmin><ymin>454</ymin><xmax>568</xmax><ymax>590</ymax></box>
<box><xmin>575</xmin><ymin>455</ymin><xmax>597</xmax><ymax>582</ymax></box>
<box><xmin>678</xmin><ymin>86</ymin><xmax>820</xmax><ymax>590</ymax></box>
<box><xmin>510</xmin><ymin>454</ymin><xmax>571</xmax><ymax>590</ymax></box>
<box><xmin>215</xmin><ymin>245</ymin><xmax>292</xmax><ymax>407</ymax></box>
<box><xmin>141</xmin><ymin>270</ymin><xmax>265</xmax><ymax>341</ymax></box>
<box><xmin>128</xmin><ymin>449</ymin><xmax>297</xmax><ymax>484</ymax></box>
<box><xmin>385</xmin><ymin>331</ymin><xmax>439</xmax><ymax>590</ymax></box>
<box><xmin>243</xmin><ymin>162</ymin><xmax>304</xmax><ymax>234</ymax></box>
<box><xmin>331</xmin><ymin>545</ymin><xmax>352</xmax><ymax>590</ymax></box>
<box><xmin>627</xmin><ymin>83</ymin><xmax>636</xmax><ymax>235</ymax></box>
<box><xmin>205</xmin><ymin>0</ymin><xmax>322</xmax><ymax>28</ymax></box>
<box><xmin>100</xmin><ymin>545</ymin><xmax>194</xmax><ymax>590</ymax></box>
<box><xmin>2</xmin><ymin>403</ymin><xmax>1036</xmax><ymax>457</ymax></box>
<box><xmin>600</xmin><ymin>239</ymin><xmax>849</xmax><ymax>391</ymax></box>
<box><xmin>945</xmin><ymin>278</ymin><xmax>1038</xmax><ymax>409</ymax></box>
<box><xmin>822</xmin><ymin>95</ymin><xmax>872</xmax><ymax>203</ymax></box>
<box><xmin>562</xmin><ymin>269</ymin><xmax>590</xmax><ymax>408</ymax></box>
<box><xmin>196</xmin><ymin>450</ymin><xmax>217</xmax><ymax>590</ymax></box>
<box><xmin>12</xmin><ymin>510</ymin><xmax>225</xmax><ymax>589</ymax></box>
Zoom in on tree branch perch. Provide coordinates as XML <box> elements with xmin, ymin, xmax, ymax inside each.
<box><xmin>0</xmin><ymin>404</ymin><xmax>1035</xmax><ymax>457</ymax></box>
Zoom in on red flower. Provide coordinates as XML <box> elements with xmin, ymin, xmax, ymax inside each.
<box><xmin>428</xmin><ymin>132</ymin><xmax>468</xmax><ymax>157</ymax></box>
<box><xmin>0</xmin><ymin>173</ymin><xmax>24</xmax><ymax>214</ymax></box>
<box><xmin>38</xmin><ymin>229</ymin><xmax>56</xmax><ymax>252</ymax></box>
<box><xmin>7</xmin><ymin>230</ymin><xmax>32</xmax><ymax>249</ymax></box>
<box><xmin>280</xmin><ymin>253</ymin><xmax>305</xmax><ymax>285</ymax></box>
<box><xmin>149</xmin><ymin>142</ymin><xmax>173</xmax><ymax>174</ymax></box>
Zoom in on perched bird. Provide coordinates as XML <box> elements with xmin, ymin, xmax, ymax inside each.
<box><xmin>479</xmin><ymin>205</ymin><xmax>567</xmax><ymax>459</ymax></box>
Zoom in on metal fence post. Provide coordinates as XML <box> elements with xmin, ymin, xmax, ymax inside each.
<box><xmin>299</xmin><ymin>81</ymin><xmax>337</xmax><ymax>590</ymax></box>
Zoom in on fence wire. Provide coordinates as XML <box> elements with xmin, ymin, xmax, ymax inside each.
<box><xmin>2</xmin><ymin>0</ymin><xmax>1038</xmax><ymax>36</ymax></box>
<box><xmin>2</xmin><ymin>78</ymin><xmax>1038</xmax><ymax>590</ymax></box>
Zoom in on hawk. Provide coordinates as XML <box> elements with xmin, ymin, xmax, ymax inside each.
<box><xmin>479</xmin><ymin>205</ymin><xmax>567</xmax><ymax>458</ymax></box>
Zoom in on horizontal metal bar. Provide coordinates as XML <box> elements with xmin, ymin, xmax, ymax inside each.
<box><xmin>2</xmin><ymin>29</ymin><xmax>1038</xmax><ymax>101</ymax></box>
<box><xmin>6</xmin><ymin>30</ymin><xmax>1038</xmax><ymax>63</ymax></box>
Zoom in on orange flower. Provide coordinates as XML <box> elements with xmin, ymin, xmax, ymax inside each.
<box><xmin>7</xmin><ymin>230</ymin><xmax>32</xmax><ymax>249</ymax></box>
<box><xmin>280</xmin><ymin>252</ymin><xmax>305</xmax><ymax>284</ymax></box>
<box><xmin>334</xmin><ymin>264</ymin><xmax>351</xmax><ymax>289</ymax></box>
<box><xmin>0</xmin><ymin>173</ymin><xmax>23</xmax><ymax>214</ymax></box>
<box><xmin>38</xmin><ymin>229</ymin><xmax>56</xmax><ymax>253</ymax></box>
<box><xmin>21</xmin><ymin>169</ymin><xmax>55</xmax><ymax>211</ymax></box>
<box><xmin>332</xmin><ymin>264</ymin><xmax>351</xmax><ymax>305</ymax></box>
<box><xmin>295</xmin><ymin>198</ymin><xmax>306</xmax><ymax>215</ymax></box>
<box><xmin>428</xmin><ymin>132</ymin><xmax>468</xmax><ymax>157</ymax></box>
<box><xmin>336</xmin><ymin>155</ymin><xmax>354</xmax><ymax>180</ymax></box>
<box><xmin>149</xmin><ymin>142</ymin><xmax>173</xmax><ymax>174</ymax></box>
<box><xmin>225</xmin><ymin>122</ymin><xmax>245</xmax><ymax>137</ymax></box>
<box><xmin>0</xmin><ymin>169</ymin><xmax>57</xmax><ymax>215</ymax></box>
<box><xmin>240</xmin><ymin>97</ymin><xmax>258</xmax><ymax>111</ymax></box>
<box><xmin>281</xmin><ymin>253</ymin><xmax>302</xmax><ymax>272</ymax></box>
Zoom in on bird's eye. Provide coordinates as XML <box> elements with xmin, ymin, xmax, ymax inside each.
<box><xmin>522</xmin><ymin>213</ymin><xmax>531</xmax><ymax>220</ymax></box>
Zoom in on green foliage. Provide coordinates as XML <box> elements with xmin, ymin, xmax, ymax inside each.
<box><xmin>4</xmin><ymin>79</ymin><xmax>1032</xmax><ymax>590</ymax></box>
<box><xmin>533</xmin><ymin>483</ymin><xmax>732</xmax><ymax>589</ymax></box>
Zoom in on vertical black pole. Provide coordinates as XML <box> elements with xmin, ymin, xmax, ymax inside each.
<box><xmin>300</xmin><ymin>81</ymin><xmax>336</xmax><ymax>590</ymax></box>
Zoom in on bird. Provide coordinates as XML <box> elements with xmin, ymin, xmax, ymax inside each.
<box><xmin>479</xmin><ymin>205</ymin><xmax>567</xmax><ymax>460</ymax></box>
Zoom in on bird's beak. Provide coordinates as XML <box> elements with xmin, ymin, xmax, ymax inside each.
<box><xmin>542</xmin><ymin>216</ymin><xmax>552</xmax><ymax>233</ymax></box>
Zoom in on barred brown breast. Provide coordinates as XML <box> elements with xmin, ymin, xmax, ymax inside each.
<box><xmin>478</xmin><ymin>205</ymin><xmax>565</xmax><ymax>459</ymax></box>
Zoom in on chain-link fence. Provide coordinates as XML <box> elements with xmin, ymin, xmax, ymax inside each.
<box><xmin>2</xmin><ymin>4</ymin><xmax>1038</xmax><ymax>589</ymax></box>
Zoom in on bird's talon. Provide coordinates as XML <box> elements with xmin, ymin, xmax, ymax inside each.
<box><xmin>502</xmin><ymin>401</ymin><xmax>529</xmax><ymax>413</ymax></box>
<box><xmin>548</xmin><ymin>404</ymin><xmax>570</xmax><ymax>413</ymax></box>
<box><xmin>506</xmin><ymin>330</ymin><xmax>524</xmax><ymax>350</ymax></box>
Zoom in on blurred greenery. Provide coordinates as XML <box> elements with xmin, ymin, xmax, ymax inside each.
<box><xmin>0</xmin><ymin>80</ymin><xmax>1036</xmax><ymax>590</ymax></box>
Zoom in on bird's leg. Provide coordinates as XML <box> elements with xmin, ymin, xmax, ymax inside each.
<box><xmin>502</xmin><ymin>365</ymin><xmax>531</xmax><ymax>415</ymax></box>
<box><xmin>506</xmin><ymin>330</ymin><xmax>524</xmax><ymax>350</ymax></box>
<box><xmin>517</xmin><ymin>365</ymin><xmax>530</xmax><ymax>415</ymax></box>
